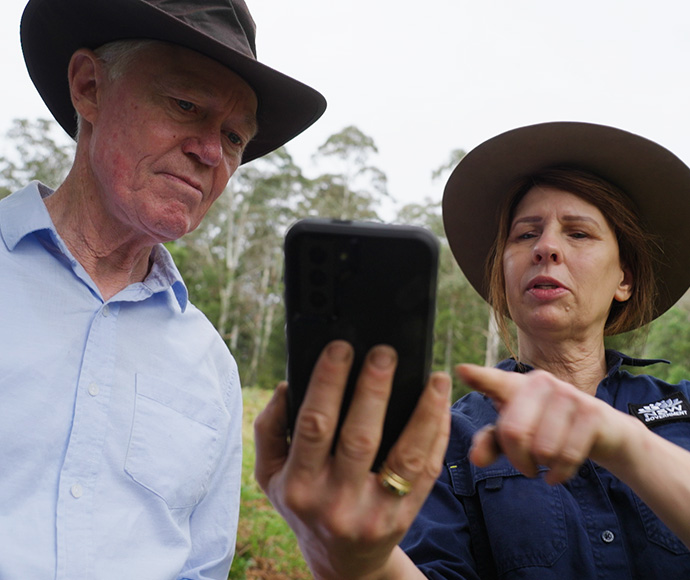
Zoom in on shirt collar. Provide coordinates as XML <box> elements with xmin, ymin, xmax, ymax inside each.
<box><xmin>145</xmin><ymin>245</ymin><xmax>189</xmax><ymax>311</ymax></box>
<box><xmin>496</xmin><ymin>350</ymin><xmax>670</xmax><ymax>377</ymax></box>
<box><xmin>0</xmin><ymin>181</ymin><xmax>57</xmax><ymax>251</ymax></box>
<box><xmin>0</xmin><ymin>181</ymin><xmax>189</xmax><ymax>311</ymax></box>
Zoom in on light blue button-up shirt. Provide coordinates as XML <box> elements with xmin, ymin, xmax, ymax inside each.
<box><xmin>0</xmin><ymin>182</ymin><xmax>243</xmax><ymax>579</ymax></box>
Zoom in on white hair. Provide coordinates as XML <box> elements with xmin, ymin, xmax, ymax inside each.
<box><xmin>74</xmin><ymin>39</ymin><xmax>160</xmax><ymax>139</ymax></box>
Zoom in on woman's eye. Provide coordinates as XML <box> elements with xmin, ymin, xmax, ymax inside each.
<box><xmin>516</xmin><ymin>232</ymin><xmax>536</xmax><ymax>240</ymax></box>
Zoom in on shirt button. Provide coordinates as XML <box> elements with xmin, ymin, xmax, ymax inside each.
<box><xmin>102</xmin><ymin>304</ymin><xmax>110</xmax><ymax>317</ymax></box>
<box><xmin>88</xmin><ymin>383</ymin><xmax>100</xmax><ymax>397</ymax></box>
<box><xmin>71</xmin><ymin>484</ymin><xmax>84</xmax><ymax>499</ymax></box>
<box><xmin>601</xmin><ymin>530</ymin><xmax>615</xmax><ymax>543</ymax></box>
<box><xmin>578</xmin><ymin>464</ymin><xmax>591</xmax><ymax>478</ymax></box>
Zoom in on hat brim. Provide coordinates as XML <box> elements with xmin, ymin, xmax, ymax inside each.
<box><xmin>443</xmin><ymin>121</ymin><xmax>690</xmax><ymax>323</ymax></box>
<box><xmin>20</xmin><ymin>0</ymin><xmax>326</xmax><ymax>164</ymax></box>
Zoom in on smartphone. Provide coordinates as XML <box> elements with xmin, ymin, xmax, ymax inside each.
<box><xmin>283</xmin><ymin>218</ymin><xmax>439</xmax><ymax>471</ymax></box>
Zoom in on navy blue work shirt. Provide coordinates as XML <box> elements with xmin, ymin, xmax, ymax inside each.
<box><xmin>401</xmin><ymin>351</ymin><xmax>690</xmax><ymax>579</ymax></box>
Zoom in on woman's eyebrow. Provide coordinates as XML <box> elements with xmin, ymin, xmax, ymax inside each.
<box><xmin>512</xmin><ymin>214</ymin><xmax>600</xmax><ymax>225</ymax></box>
<box><xmin>511</xmin><ymin>215</ymin><xmax>542</xmax><ymax>227</ymax></box>
<box><xmin>560</xmin><ymin>215</ymin><xmax>602</xmax><ymax>228</ymax></box>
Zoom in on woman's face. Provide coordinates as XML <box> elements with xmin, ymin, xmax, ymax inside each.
<box><xmin>502</xmin><ymin>186</ymin><xmax>633</xmax><ymax>341</ymax></box>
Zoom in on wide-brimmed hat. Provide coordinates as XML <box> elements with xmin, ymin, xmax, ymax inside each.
<box><xmin>443</xmin><ymin>121</ymin><xmax>690</xmax><ymax>321</ymax></box>
<box><xmin>20</xmin><ymin>0</ymin><xmax>326</xmax><ymax>164</ymax></box>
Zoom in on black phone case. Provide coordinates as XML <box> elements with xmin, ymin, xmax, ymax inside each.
<box><xmin>284</xmin><ymin>218</ymin><xmax>439</xmax><ymax>471</ymax></box>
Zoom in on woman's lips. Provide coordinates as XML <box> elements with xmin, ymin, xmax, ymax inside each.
<box><xmin>527</xmin><ymin>276</ymin><xmax>568</xmax><ymax>299</ymax></box>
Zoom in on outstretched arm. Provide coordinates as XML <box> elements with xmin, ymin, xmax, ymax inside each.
<box><xmin>254</xmin><ymin>341</ymin><xmax>451</xmax><ymax>580</ymax></box>
<box><xmin>458</xmin><ymin>363</ymin><xmax>690</xmax><ymax>548</ymax></box>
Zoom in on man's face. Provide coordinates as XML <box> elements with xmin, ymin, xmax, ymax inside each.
<box><xmin>86</xmin><ymin>42</ymin><xmax>258</xmax><ymax>244</ymax></box>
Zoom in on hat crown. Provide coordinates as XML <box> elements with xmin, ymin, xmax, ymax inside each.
<box><xmin>151</xmin><ymin>0</ymin><xmax>257</xmax><ymax>58</ymax></box>
<box><xmin>21</xmin><ymin>0</ymin><xmax>326</xmax><ymax>163</ymax></box>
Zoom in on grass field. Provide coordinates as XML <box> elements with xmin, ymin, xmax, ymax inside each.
<box><xmin>230</xmin><ymin>386</ymin><xmax>312</xmax><ymax>579</ymax></box>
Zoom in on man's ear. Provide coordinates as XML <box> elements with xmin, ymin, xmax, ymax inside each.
<box><xmin>614</xmin><ymin>265</ymin><xmax>633</xmax><ymax>303</ymax></box>
<box><xmin>68</xmin><ymin>48</ymin><xmax>104</xmax><ymax>127</ymax></box>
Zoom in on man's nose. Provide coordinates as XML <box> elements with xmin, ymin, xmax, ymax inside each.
<box><xmin>182</xmin><ymin>130</ymin><xmax>223</xmax><ymax>167</ymax></box>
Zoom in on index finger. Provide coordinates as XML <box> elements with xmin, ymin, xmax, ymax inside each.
<box><xmin>288</xmin><ymin>341</ymin><xmax>354</xmax><ymax>475</ymax></box>
<box><xmin>455</xmin><ymin>363</ymin><xmax>523</xmax><ymax>404</ymax></box>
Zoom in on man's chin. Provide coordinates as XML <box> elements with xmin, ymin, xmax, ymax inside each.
<box><xmin>147</xmin><ymin>219</ymin><xmax>194</xmax><ymax>245</ymax></box>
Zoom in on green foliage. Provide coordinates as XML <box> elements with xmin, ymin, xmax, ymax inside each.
<box><xmin>394</xmin><ymin>196</ymin><xmax>488</xmax><ymax>399</ymax></box>
<box><xmin>173</xmin><ymin>148</ymin><xmax>304</xmax><ymax>386</ymax></box>
<box><xmin>231</xmin><ymin>387</ymin><xmax>310</xmax><ymax>578</ymax></box>
<box><xmin>436</xmin><ymin>248</ymin><xmax>490</xmax><ymax>399</ymax></box>
<box><xmin>176</xmin><ymin>127</ymin><xmax>403</xmax><ymax>388</ymax></box>
<box><xmin>603</xmin><ymin>300</ymin><xmax>690</xmax><ymax>382</ymax></box>
<box><xmin>638</xmin><ymin>306</ymin><xmax>690</xmax><ymax>383</ymax></box>
<box><xmin>303</xmin><ymin>125</ymin><xmax>388</xmax><ymax>220</ymax></box>
<box><xmin>431</xmin><ymin>148</ymin><xmax>467</xmax><ymax>182</ymax></box>
<box><xmin>0</xmin><ymin>118</ymin><xmax>75</xmax><ymax>198</ymax></box>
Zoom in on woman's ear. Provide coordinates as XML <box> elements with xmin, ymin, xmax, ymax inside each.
<box><xmin>614</xmin><ymin>265</ymin><xmax>633</xmax><ymax>303</ymax></box>
<box><xmin>68</xmin><ymin>48</ymin><xmax>103</xmax><ymax>127</ymax></box>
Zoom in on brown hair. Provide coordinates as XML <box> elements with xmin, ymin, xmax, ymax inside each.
<box><xmin>486</xmin><ymin>167</ymin><xmax>659</xmax><ymax>349</ymax></box>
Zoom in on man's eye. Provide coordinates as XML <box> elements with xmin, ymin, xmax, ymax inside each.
<box><xmin>177</xmin><ymin>100</ymin><xmax>195</xmax><ymax>112</ymax></box>
<box><xmin>226</xmin><ymin>132</ymin><xmax>243</xmax><ymax>146</ymax></box>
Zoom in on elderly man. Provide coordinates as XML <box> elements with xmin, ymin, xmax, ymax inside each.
<box><xmin>0</xmin><ymin>0</ymin><xmax>324</xmax><ymax>578</ymax></box>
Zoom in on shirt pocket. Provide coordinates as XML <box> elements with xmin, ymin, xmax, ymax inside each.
<box><xmin>450</xmin><ymin>457</ymin><xmax>568</xmax><ymax>576</ymax></box>
<box><xmin>125</xmin><ymin>374</ymin><xmax>224</xmax><ymax>509</ymax></box>
<box><xmin>634</xmin><ymin>494</ymin><xmax>690</xmax><ymax>555</ymax></box>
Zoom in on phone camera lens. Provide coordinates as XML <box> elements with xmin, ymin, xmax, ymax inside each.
<box><xmin>309</xmin><ymin>290</ymin><xmax>327</xmax><ymax>308</ymax></box>
<box><xmin>309</xmin><ymin>269</ymin><xmax>327</xmax><ymax>286</ymax></box>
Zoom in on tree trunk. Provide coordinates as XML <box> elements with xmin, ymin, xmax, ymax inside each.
<box><xmin>247</xmin><ymin>263</ymin><xmax>272</xmax><ymax>384</ymax></box>
<box><xmin>217</xmin><ymin>194</ymin><xmax>249</xmax><ymax>338</ymax></box>
<box><xmin>484</xmin><ymin>310</ymin><xmax>500</xmax><ymax>368</ymax></box>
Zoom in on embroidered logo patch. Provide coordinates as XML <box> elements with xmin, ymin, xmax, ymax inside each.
<box><xmin>628</xmin><ymin>392</ymin><xmax>690</xmax><ymax>427</ymax></box>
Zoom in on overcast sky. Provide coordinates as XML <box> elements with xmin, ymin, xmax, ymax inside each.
<box><xmin>3</xmin><ymin>0</ymin><xmax>690</xmax><ymax>216</ymax></box>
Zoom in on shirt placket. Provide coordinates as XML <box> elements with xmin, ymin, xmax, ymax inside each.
<box><xmin>55</xmin><ymin>302</ymin><xmax>118</xmax><ymax>580</ymax></box>
<box><xmin>566</xmin><ymin>460</ymin><xmax>633</xmax><ymax>580</ymax></box>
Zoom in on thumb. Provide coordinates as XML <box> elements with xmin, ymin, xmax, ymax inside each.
<box><xmin>254</xmin><ymin>381</ymin><xmax>290</xmax><ymax>491</ymax></box>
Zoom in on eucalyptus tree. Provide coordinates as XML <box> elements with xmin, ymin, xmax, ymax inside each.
<box><xmin>396</xmin><ymin>196</ymin><xmax>488</xmax><ymax>400</ymax></box>
<box><xmin>169</xmin><ymin>147</ymin><xmax>307</xmax><ymax>386</ymax></box>
<box><xmin>0</xmin><ymin>118</ymin><xmax>75</xmax><ymax>198</ymax></box>
<box><xmin>300</xmin><ymin>125</ymin><xmax>388</xmax><ymax>220</ymax></box>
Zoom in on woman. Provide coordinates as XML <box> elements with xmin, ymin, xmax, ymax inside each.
<box><xmin>401</xmin><ymin>121</ymin><xmax>690</xmax><ymax>578</ymax></box>
<box><xmin>254</xmin><ymin>122</ymin><xmax>690</xmax><ymax>579</ymax></box>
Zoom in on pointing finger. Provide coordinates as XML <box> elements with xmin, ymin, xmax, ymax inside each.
<box><xmin>455</xmin><ymin>363</ymin><xmax>523</xmax><ymax>404</ymax></box>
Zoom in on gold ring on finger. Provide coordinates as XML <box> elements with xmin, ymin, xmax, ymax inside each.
<box><xmin>378</xmin><ymin>462</ymin><xmax>412</xmax><ymax>497</ymax></box>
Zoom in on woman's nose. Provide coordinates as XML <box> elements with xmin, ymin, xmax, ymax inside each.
<box><xmin>532</xmin><ymin>234</ymin><xmax>561</xmax><ymax>264</ymax></box>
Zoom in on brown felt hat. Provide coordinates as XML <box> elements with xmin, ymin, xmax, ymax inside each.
<box><xmin>443</xmin><ymin>121</ymin><xmax>690</xmax><ymax>321</ymax></box>
<box><xmin>20</xmin><ymin>0</ymin><xmax>326</xmax><ymax>164</ymax></box>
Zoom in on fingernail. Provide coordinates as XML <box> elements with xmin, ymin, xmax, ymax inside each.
<box><xmin>432</xmin><ymin>373</ymin><xmax>451</xmax><ymax>397</ymax></box>
<box><xmin>370</xmin><ymin>346</ymin><xmax>396</xmax><ymax>369</ymax></box>
<box><xmin>327</xmin><ymin>341</ymin><xmax>351</xmax><ymax>362</ymax></box>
